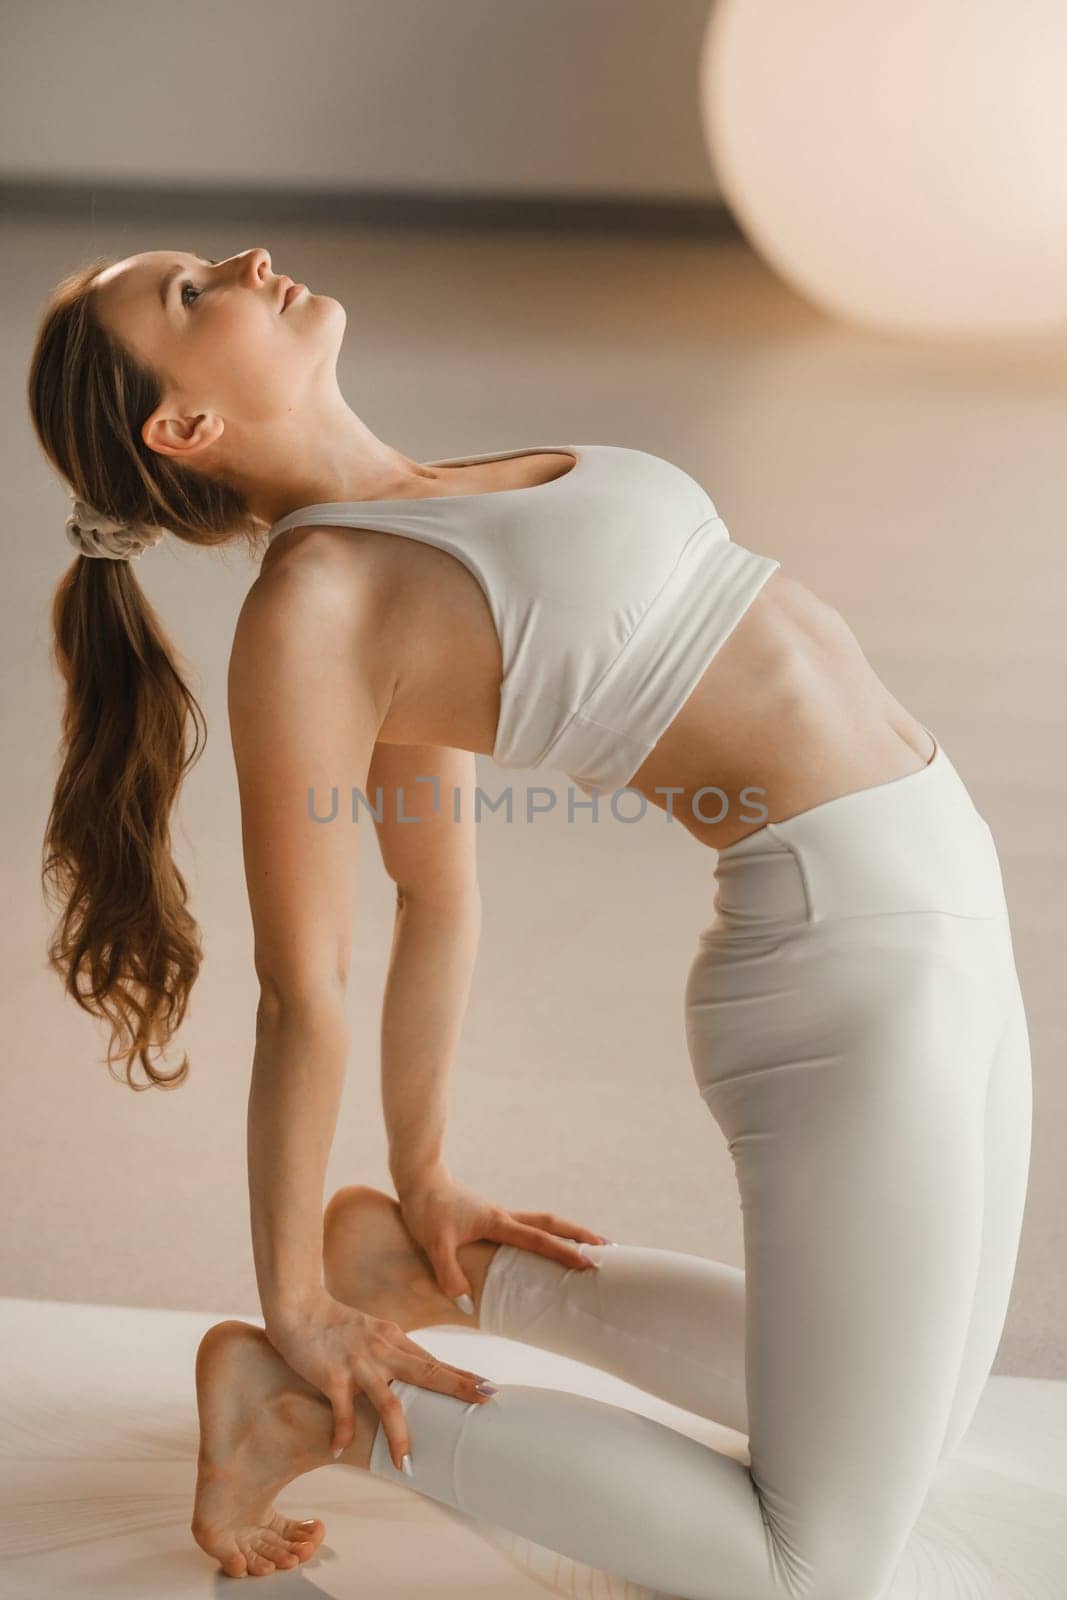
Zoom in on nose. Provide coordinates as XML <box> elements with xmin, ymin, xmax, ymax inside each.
<box><xmin>239</xmin><ymin>246</ymin><xmax>272</xmax><ymax>286</ymax></box>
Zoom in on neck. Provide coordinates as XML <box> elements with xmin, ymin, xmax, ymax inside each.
<box><xmin>234</xmin><ymin>384</ymin><xmax>439</xmax><ymax>529</ymax></box>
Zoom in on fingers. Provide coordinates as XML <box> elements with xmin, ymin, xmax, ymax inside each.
<box><xmin>423</xmin><ymin>1242</ymin><xmax>472</xmax><ymax>1309</ymax></box>
<box><xmin>495</xmin><ymin>1216</ymin><xmax>602</xmax><ymax>1270</ymax></box>
<box><xmin>367</xmin><ymin>1379</ymin><xmax>414</xmax><ymax>1474</ymax></box>
<box><xmin>512</xmin><ymin>1209</ymin><xmax>611</xmax><ymax>1246</ymax></box>
<box><xmin>399</xmin><ymin>1342</ymin><xmax>497</xmax><ymax>1405</ymax></box>
<box><xmin>394</xmin><ymin>1329</ymin><xmax>483</xmax><ymax>1377</ymax></box>
<box><xmin>358</xmin><ymin>1330</ymin><xmax>497</xmax><ymax>1473</ymax></box>
<box><xmin>368</xmin><ymin>1368</ymin><xmax>495</xmax><ymax>1475</ymax></box>
<box><xmin>328</xmin><ymin>1391</ymin><xmax>357</xmax><ymax>1458</ymax></box>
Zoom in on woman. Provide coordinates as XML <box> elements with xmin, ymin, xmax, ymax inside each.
<box><xmin>28</xmin><ymin>247</ymin><xmax>1031</xmax><ymax>1596</ymax></box>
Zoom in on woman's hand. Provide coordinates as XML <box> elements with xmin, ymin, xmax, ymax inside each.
<box><xmin>396</xmin><ymin>1168</ymin><xmax>611</xmax><ymax>1312</ymax></box>
<box><xmin>265</xmin><ymin>1288</ymin><xmax>495</xmax><ymax>1466</ymax></box>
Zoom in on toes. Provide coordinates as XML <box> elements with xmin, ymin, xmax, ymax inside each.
<box><xmin>247</xmin><ymin>1552</ymin><xmax>276</xmax><ymax>1576</ymax></box>
<box><xmin>250</xmin><ymin>1532</ymin><xmax>297</xmax><ymax>1571</ymax></box>
<box><xmin>233</xmin><ymin>1529</ymin><xmax>297</xmax><ymax>1577</ymax></box>
<box><xmin>220</xmin><ymin>1548</ymin><xmax>248</xmax><ymax>1578</ymax></box>
<box><xmin>259</xmin><ymin>1523</ymin><xmax>308</xmax><ymax>1574</ymax></box>
<box><xmin>194</xmin><ymin>1524</ymin><xmax>248</xmax><ymax>1579</ymax></box>
<box><xmin>207</xmin><ymin>1519</ymin><xmax>323</xmax><ymax>1579</ymax></box>
<box><xmin>276</xmin><ymin>1513</ymin><xmax>325</xmax><ymax>1553</ymax></box>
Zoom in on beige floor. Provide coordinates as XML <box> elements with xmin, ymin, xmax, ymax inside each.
<box><xmin>2</xmin><ymin>215</ymin><xmax>1064</xmax><ymax>1382</ymax></box>
<box><xmin>2</xmin><ymin>1297</ymin><xmax>1065</xmax><ymax>1599</ymax></box>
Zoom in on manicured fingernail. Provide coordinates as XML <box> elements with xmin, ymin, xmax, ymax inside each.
<box><xmin>577</xmin><ymin>1244</ymin><xmax>601</xmax><ymax>1268</ymax></box>
<box><xmin>332</xmin><ymin>1447</ymin><xmax>344</xmax><ymax>1460</ymax></box>
<box><xmin>475</xmin><ymin>1380</ymin><xmax>499</xmax><ymax>1396</ymax></box>
<box><xmin>401</xmin><ymin>1452</ymin><xmax>414</xmax><ymax>1477</ymax></box>
<box><xmin>297</xmin><ymin>1519</ymin><xmax>318</xmax><ymax>1529</ymax></box>
<box><xmin>454</xmin><ymin>1292</ymin><xmax>474</xmax><ymax>1315</ymax></box>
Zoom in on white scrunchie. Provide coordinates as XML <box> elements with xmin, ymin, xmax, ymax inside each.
<box><xmin>65</xmin><ymin>495</ymin><xmax>167</xmax><ymax>562</ymax></box>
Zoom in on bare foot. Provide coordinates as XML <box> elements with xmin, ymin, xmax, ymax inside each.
<box><xmin>191</xmin><ymin>1319</ymin><xmax>379</xmax><ymax>1579</ymax></box>
<box><xmin>323</xmin><ymin>1185</ymin><xmax>499</xmax><ymax>1331</ymax></box>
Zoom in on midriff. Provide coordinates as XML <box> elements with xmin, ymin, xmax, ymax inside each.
<box><xmin>627</xmin><ymin>569</ymin><xmax>937</xmax><ymax>850</ymax></box>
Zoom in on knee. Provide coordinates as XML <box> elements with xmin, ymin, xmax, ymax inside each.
<box><xmin>790</xmin><ymin>1544</ymin><xmax>902</xmax><ymax>1600</ymax></box>
<box><xmin>766</xmin><ymin>1516</ymin><xmax>904</xmax><ymax>1600</ymax></box>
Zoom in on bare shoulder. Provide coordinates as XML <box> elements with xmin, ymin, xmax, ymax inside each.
<box><xmin>229</xmin><ymin>540</ymin><xmax>397</xmax><ymax>722</ymax></box>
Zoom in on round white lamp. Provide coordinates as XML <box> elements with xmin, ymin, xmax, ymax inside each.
<box><xmin>699</xmin><ymin>0</ymin><xmax>1067</xmax><ymax>341</ymax></box>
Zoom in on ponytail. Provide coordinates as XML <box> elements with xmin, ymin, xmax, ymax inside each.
<box><xmin>42</xmin><ymin>554</ymin><xmax>206</xmax><ymax>1087</ymax></box>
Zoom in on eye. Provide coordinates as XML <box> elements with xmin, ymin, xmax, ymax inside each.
<box><xmin>180</xmin><ymin>258</ymin><xmax>220</xmax><ymax>308</ymax></box>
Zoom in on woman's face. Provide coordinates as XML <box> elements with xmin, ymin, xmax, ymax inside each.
<box><xmin>91</xmin><ymin>245</ymin><xmax>344</xmax><ymax>469</ymax></box>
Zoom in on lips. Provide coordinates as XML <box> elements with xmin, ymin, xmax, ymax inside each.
<box><xmin>281</xmin><ymin>281</ymin><xmax>306</xmax><ymax>311</ymax></box>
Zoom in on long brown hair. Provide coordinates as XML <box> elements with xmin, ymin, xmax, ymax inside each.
<box><xmin>27</xmin><ymin>255</ymin><xmax>263</xmax><ymax>1089</ymax></box>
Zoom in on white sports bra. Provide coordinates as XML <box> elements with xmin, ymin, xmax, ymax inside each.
<box><xmin>266</xmin><ymin>443</ymin><xmax>781</xmax><ymax>796</ymax></box>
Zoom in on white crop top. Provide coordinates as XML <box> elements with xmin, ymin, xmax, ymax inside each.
<box><xmin>266</xmin><ymin>444</ymin><xmax>781</xmax><ymax>796</ymax></box>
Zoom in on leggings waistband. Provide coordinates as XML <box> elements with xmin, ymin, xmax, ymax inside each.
<box><xmin>712</xmin><ymin>727</ymin><xmax>1008</xmax><ymax>927</ymax></box>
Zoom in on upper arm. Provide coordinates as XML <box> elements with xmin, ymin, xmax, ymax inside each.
<box><xmin>227</xmin><ymin>569</ymin><xmax>391</xmax><ymax>1003</ymax></box>
<box><xmin>364</xmin><ymin>742</ymin><xmax>481</xmax><ymax>907</ymax></box>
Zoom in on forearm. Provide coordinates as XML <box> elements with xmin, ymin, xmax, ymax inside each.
<box><xmin>382</xmin><ymin>890</ymin><xmax>482</xmax><ymax>1194</ymax></box>
<box><xmin>247</xmin><ymin>993</ymin><xmax>349</xmax><ymax>1330</ymax></box>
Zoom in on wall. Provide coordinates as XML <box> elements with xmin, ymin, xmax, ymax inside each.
<box><xmin>0</xmin><ymin>0</ymin><xmax>720</xmax><ymax>202</ymax></box>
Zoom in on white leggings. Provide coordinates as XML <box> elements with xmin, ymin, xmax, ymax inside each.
<box><xmin>367</xmin><ymin>728</ymin><xmax>1033</xmax><ymax>1600</ymax></box>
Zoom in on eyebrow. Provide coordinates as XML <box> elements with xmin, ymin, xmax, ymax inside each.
<box><xmin>158</xmin><ymin>255</ymin><xmax>218</xmax><ymax>311</ymax></box>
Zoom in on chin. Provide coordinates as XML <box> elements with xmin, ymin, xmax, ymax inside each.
<box><xmin>316</xmin><ymin>291</ymin><xmax>346</xmax><ymax>327</ymax></box>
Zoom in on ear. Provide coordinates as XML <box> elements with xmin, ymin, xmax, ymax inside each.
<box><xmin>141</xmin><ymin>404</ymin><xmax>224</xmax><ymax>463</ymax></box>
